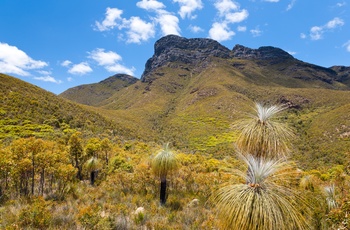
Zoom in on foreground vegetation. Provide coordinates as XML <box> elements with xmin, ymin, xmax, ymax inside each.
<box><xmin>0</xmin><ymin>113</ymin><xmax>349</xmax><ymax>229</ymax></box>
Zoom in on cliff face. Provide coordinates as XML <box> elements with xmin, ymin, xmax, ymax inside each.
<box><xmin>140</xmin><ymin>35</ymin><xmax>350</xmax><ymax>88</ymax></box>
<box><xmin>141</xmin><ymin>35</ymin><xmax>231</xmax><ymax>81</ymax></box>
<box><xmin>141</xmin><ymin>35</ymin><xmax>299</xmax><ymax>81</ymax></box>
<box><xmin>231</xmin><ymin>44</ymin><xmax>294</xmax><ymax>60</ymax></box>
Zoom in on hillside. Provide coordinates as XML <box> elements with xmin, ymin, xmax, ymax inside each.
<box><xmin>60</xmin><ymin>35</ymin><xmax>350</xmax><ymax>168</ymax></box>
<box><xmin>0</xmin><ymin>73</ymin><xmax>116</xmax><ymax>141</ymax></box>
<box><xmin>59</xmin><ymin>74</ymin><xmax>139</xmax><ymax>106</ymax></box>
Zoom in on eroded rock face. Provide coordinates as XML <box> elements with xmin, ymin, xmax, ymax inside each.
<box><xmin>231</xmin><ymin>44</ymin><xmax>294</xmax><ymax>60</ymax></box>
<box><xmin>141</xmin><ymin>35</ymin><xmax>231</xmax><ymax>81</ymax></box>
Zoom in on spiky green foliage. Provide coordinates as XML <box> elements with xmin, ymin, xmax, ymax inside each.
<box><xmin>324</xmin><ymin>184</ymin><xmax>338</xmax><ymax>211</ymax></box>
<box><xmin>212</xmin><ymin>154</ymin><xmax>309</xmax><ymax>230</ymax></box>
<box><xmin>234</xmin><ymin>103</ymin><xmax>294</xmax><ymax>159</ymax></box>
<box><xmin>85</xmin><ymin>157</ymin><xmax>102</xmax><ymax>172</ymax></box>
<box><xmin>151</xmin><ymin>143</ymin><xmax>178</xmax><ymax>179</ymax></box>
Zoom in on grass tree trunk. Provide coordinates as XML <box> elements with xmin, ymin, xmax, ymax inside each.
<box><xmin>90</xmin><ymin>171</ymin><xmax>96</xmax><ymax>186</ymax></box>
<box><xmin>160</xmin><ymin>176</ymin><xmax>167</xmax><ymax>205</ymax></box>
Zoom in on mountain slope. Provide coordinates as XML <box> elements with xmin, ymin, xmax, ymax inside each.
<box><xmin>0</xmin><ymin>73</ymin><xmax>115</xmax><ymax>140</ymax></box>
<box><xmin>59</xmin><ymin>74</ymin><xmax>138</xmax><ymax>106</ymax></box>
<box><xmin>59</xmin><ymin>35</ymin><xmax>350</xmax><ymax>167</ymax></box>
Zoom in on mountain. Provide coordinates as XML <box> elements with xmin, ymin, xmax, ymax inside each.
<box><xmin>57</xmin><ymin>35</ymin><xmax>350</xmax><ymax>167</ymax></box>
<box><xmin>0</xmin><ymin>73</ymin><xmax>115</xmax><ymax>140</ymax></box>
<box><xmin>60</xmin><ymin>74</ymin><xmax>138</xmax><ymax>106</ymax></box>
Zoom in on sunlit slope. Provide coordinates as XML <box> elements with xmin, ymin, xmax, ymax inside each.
<box><xmin>0</xmin><ymin>73</ymin><xmax>115</xmax><ymax>140</ymax></box>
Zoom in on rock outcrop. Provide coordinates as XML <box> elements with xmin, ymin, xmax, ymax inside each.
<box><xmin>141</xmin><ymin>35</ymin><xmax>231</xmax><ymax>81</ymax></box>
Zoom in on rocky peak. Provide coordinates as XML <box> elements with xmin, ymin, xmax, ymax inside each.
<box><xmin>232</xmin><ymin>44</ymin><xmax>294</xmax><ymax>60</ymax></box>
<box><xmin>141</xmin><ymin>35</ymin><xmax>231</xmax><ymax>81</ymax></box>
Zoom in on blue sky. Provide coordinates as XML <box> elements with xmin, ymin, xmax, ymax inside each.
<box><xmin>0</xmin><ymin>0</ymin><xmax>349</xmax><ymax>94</ymax></box>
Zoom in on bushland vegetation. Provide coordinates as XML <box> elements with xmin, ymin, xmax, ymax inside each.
<box><xmin>0</xmin><ymin>105</ymin><xmax>349</xmax><ymax>229</ymax></box>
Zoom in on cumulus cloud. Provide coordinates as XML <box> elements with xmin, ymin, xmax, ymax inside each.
<box><xmin>34</xmin><ymin>76</ymin><xmax>62</xmax><ymax>84</ymax></box>
<box><xmin>125</xmin><ymin>16</ymin><xmax>155</xmax><ymax>43</ymax></box>
<box><xmin>61</xmin><ymin>60</ymin><xmax>72</xmax><ymax>67</ymax></box>
<box><xmin>209</xmin><ymin>0</ymin><xmax>248</xmax><ymax>41</ymax></box>
<box><xmin>68</xmin><ymin>62</ymin><xmax>93</xmax><ymax>75</ymax></box>
<box><xmin>105</xmin><ymin>64</ymin><xmax>135</xmax><ymax>76</ymax></box>
<box><xmin>309</xmin><ymin>17</ymin><xmax>344</xmax><ymax>40</ymax></box>
<box><xmin>343</xmin><ymin>40</ymin><xmax>350</xmax><ymax>52</ymax></box>
<box><xmin>214</xmin><ymin>0</ymin><xmax>239</xmax><ymax>16</ymax></box>
<box><xmin>157</xmin><ymin>12</ymin><xmax>181</xmax><ymax>35</ymax></box>
<box><xmin>96</xmin><ymin>6</ymin><xmax>158</xmax><ymax>43</ymax></box>
<box><xmin>209</xmin><ymin>22</ymin><xmax>235</xmax><ymax>41</ymax></box>
<box><xmin>89</xmin><ymin>48</ymin><xmax>135</xmax><ymax>75</ymax></box>
<box><xmin>95</xmin><ymin>7</ymin><xmax>123</xmax><ymax>31</ymax></box>
<box><xmin>250</xmin><ymin>28</ymin><xmax>262</xmax><ymax>37</ymax></box>
<box><xmin>136</xmin><ymin>0</ymin><xmax>166</xmax><ymax>11</ymax></box>
<box><xmin>189</xmin><ymin>25</ymin><xmax>204</xmax><ymax>33</ymax></box>
<box><xmin>173</xmin><ymin>0</ymin><xmax>203</xmax><ymax>19</ymax></box>
<box><xmin>0</xmin><ymin>42</ymin><xmax>47</xmax><ymax>76</ymax></box>
<box><xmin>225</xmin><ymin>9</ymin><xmax>249</xmax><ymax>23</ymax></box>
<box><xmin>89</xmin><ymin>48</ymin><xmax>121</xmax><ymax>66</ymax></box>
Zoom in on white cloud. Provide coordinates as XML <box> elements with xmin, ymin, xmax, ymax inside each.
<box><xmin>89</xmin><ymin>48</ymin><xmax>122</xmax><ymax>66</ymax></box>
<box><xmin>126</xmin><ymin>16</ymin><xmax>155</xmax><ymax>43</ymax></box>
<box><xmin>61</xmin><ymin>60</ymin><xmax>72</xmax><ymax>67</ymax></box>
<box><xmin>68</xmin><ymin>62</ymin><xmax>93</xmax><ymax>75</ymax></box>
<box><xmin>136</xmin><ymin>0</ymin><xmax>165</xmax><ymax>11</ymax></box>
<box><xmin>237</xmin><ymin>26</ymin><xmax>246</xmax><ymax>32</ymax></box>
<box><xmin>214</xmin><ymin>0</ymin><xmax>239</xmax><ymax>16</ymax></box>
<box><xmin>157</xmin><ymin>12</ymin><xmax>181</xmax><ymax>35</ymax></box>
<box><xmin>105</xmin><ymin>64</ymin><xmax>136</xmax><ymax>76</ymax></box>
<box><xmin>343</xmin><ymin>40</ymin><xmax>350</xmax><ymax>52</ymax></box>
<box><xmin>0</xmin><ymin>42</ymin><xmax>48</xmax><ymax>76</ymax></box>
<box><xmin>189</xmin><ymin>25</ymin><xmax>204</xmax><ymax>33</ymax></box>
<box><xmin>286</xmin><ymin>0</ymin><xmax>296</xmax><ymax>11</ymax></box>
<box><xmin>310</xmin><ymin>26</ymin><xmax>322</xmax><ymax>40</ymax></box>
<box><xmin>67</xmin><ymin>77</ymin><xmax>73</xmax><ymax>82</ymax></box>
<box><xmin>225</xmin><ymin>9</ymin><xmax>249</xmax><ymax>23</ymax></box>
<box><xmin>209</xmin><ymin>22</ymin><xmax>235</xmax><ymax>41</ymax></box>
<box><xmin>300</xmin><ymin>33</ymin><xmax>306</xmax><ymax>39</ymax></box>
<box><xmin>336</xmin><ymin>2</ymin><xmax>346</xmax><ymax>7</ymax></box>
<box><xmin>89</xmin><ymin>48</ymin><xmax>135</xmax><ymax>75</ymax></box>
<box><xmin>173</xmin><ymin>0</ymin><xmax>203</xmax><ymax>19</ymax></box>
<box><xmin>325</xmin><ymin>17</ymin><xmax>344</xmax><ymax>29</ymax></box>
<box><xmin>95</xmin><ymin>7</ymin><xmax>123</xmax><ymax>31</ymax></box>
<box><xmin>250</xmin><ymin>28</ymin><xmax>262</xmax><ymax>37</ymax></box>
<box><xmin>287</xmin><ymin>51</ymin><xmax>296</xmax><ymax>55</ymax></box>
<box><xmin>210</xmin><ymin>0</ymin><xmax>248</xmax><ymax>41</ymax></box>
<box><xmin>309</xmin><ymin>17</ymin><xmax>344</xmax><ymax>40</ymax></box>
<box><xmin>264</xmin><ymin>0</ymin><xmax>279</xmax><ymax>2</ymax></box>
<box><xmin>34</xmin><ymin>76</ymin><xmax>62</xmax><ymax>84</ymax></box>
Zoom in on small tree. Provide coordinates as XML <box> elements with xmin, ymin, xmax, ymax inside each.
<box><xmin>151</xmin><ymin>143</ymin><xmax>178</xmax><ymax>205</ymax></box>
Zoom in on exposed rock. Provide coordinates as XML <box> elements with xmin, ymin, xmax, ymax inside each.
<box><xmin>141</xmin><ymin>35</ymin><xmax>231</xmax><ymax>81</ymax></box>
<box><xmin>231</xmin><ymin>44</ymin><xmax>294</xmax><ymax>61</ymax></box>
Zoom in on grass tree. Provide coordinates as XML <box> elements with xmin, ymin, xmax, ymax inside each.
<box><xmin>85</xmin><ymin>157</ymin><xmax>102</xmax><ymax>185</ymax></box>
<box><xmin>212</xmin><ymin>154</ymin><xmax>309</xmax><ymax>230</ymax></box>
<box><xmin>233</xmin><ymin>103</ymin><xmax>294</xmax><ymax>159</ymax></box>
<box><xmin>151</xmin><ymin>143</ymin><xmax>178</xmax><ymax>205</ymax></box>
